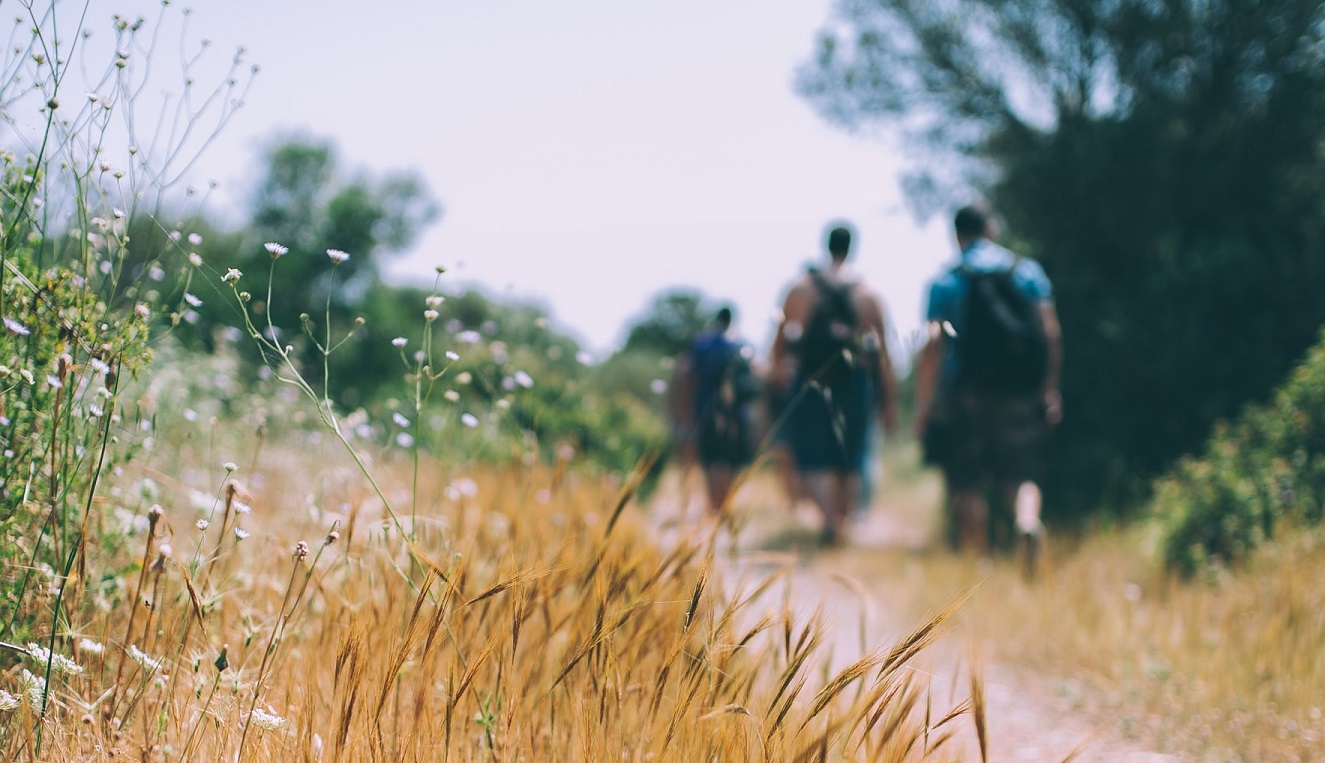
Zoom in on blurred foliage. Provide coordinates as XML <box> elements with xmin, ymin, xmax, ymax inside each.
<box><xmin>620</xmin><ymin>288</ymin><xmax>714</xmax><ymax>358</ymax></box>
<box><xmin>1156</xmin><ymin>329</ymin><xmax>1325</xmax><ymax>577</ymax></box>
<box><xmin>800</xmin><ymin>0</ymin><xmax>1325</xmax><ymax>519</ymax></box>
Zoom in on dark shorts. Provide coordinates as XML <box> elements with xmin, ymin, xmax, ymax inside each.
<box><xmin>789</xmin><ymin>372</ymin><xmax>874</xmax><ymax>473</ymax></box>
<box><xmin>935</xmin><ymin>385</ymin><xmax>1046</xmax><ymax>490</ymax></box>
<box><xmin>697</xmin><ymin>407</ymin><xmax>755</xmax><ymax>468</ymax></box>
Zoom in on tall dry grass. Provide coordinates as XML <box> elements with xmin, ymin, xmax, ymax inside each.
<box><xmin>5</xmin><ymin>427</ymin><xmax>982</xmax><ymax>762</ymax></box>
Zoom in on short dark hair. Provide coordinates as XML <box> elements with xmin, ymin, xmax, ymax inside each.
<box><xmin>826</xmin><ymin>224</ymin><xmax>854</xmax><ymax>258</ymax></box>
<box><xmin>953</xmin><ymin>206</ymin><xmax>990</xmax><ymax>239</ymax></box>
<box><xmin>714</xmin><ymin>306</ymin><xmax>734</xmax><ymax>327</ymax></box>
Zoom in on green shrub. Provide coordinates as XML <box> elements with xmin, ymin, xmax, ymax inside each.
<box><xmin>1157</xmin><ymin>329</ymin><xmax>1325</xmax><ymax>576</ymax></box>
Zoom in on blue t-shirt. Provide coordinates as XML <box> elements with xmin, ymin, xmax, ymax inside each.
<box><xmin>925</xmin><ymin>239</ymin><xmax>1053</xmax><ymax>385</ymax></box>
<box><xmin>689</xmin><ymin>330</ymin><xmax>745</xmax><ymax>422</ymax></box>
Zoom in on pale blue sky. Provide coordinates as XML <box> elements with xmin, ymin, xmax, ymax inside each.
<box><xmin>98</xmin><ymin>0</ymin><xmax>955</xmax><ymax>356</ymax></box>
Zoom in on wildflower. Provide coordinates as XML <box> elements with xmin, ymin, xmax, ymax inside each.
<box><xmin>20</xmin><ymin>369</ymin><xmax>35</xmax><ymax>385</ymax></box>
<box><xmin>443</xmin><ymin>390</ymin><xmax>460</xmax><ymax>402</ymax></box>
<box><xmin>457</xmin><ymin>330</ymin><xmax>481</xmax><ymax>343</ymax></box>
<box><xmin>461</xmin><ymin>413</ymin><xmax>479</xmax><ymax>428</ymax></box>
<box><xmin>18</xmin><ymin>669</ymin><xmax>45</xmax><ymax>706</ymax></box>
<box><xmin>134</xmin><ymin>303</ymin><xmax>150</xmax><ymax>319</ymax></box>
<box><xmin>396</xmin><ymin>432</ymin><xmax>414</xmax><ymax>448</ymax></box>
<box><xmin>188</xmin><ymin>233</ymin><xmax>203</xmax><ymax>245</ymax></box>
<box><xmin>233</xmin><ymin>500</ymin><xmax>252</xmax><ymax>515</ymax></box>
<box><xmin>224</xmin><ymin>462</ymin><xmax>238</xmax><ymax>473</ymax></box>
<box><xmin>234</xmin><ymin>528</ymin><xmax>250</xmax><ymax>540</ymax></box>
<box><xmin>222</xmin><ymin>268</ymin><xmax>242</xmax><ymax>285</ymax></box>
<box><xmin>88</xmin><ymin>404</ymin><xmax>104</xmax><ymax>418</ymax></box>
<box><xmin>3</xmin><ymin>317</ymin><xmax>30</xmax><ymax>336</ymax></box>
<box><xmin>391</xmin><ymin>337</ymin><xmax>407</xmax><ymax>348</ymax></box>
<box><xmin>188</xmin><ymin>252</ymin><xmax>203</xmax><ymax>267</ymax></box>
<box><xmin>325</xmin><ymin>248</ymin><xmax>350</xmax><ymax>264</ymax></box>
<box><xmin>250</xmin><ymin>707</ymin><xmax>288</xmax><ymax>731</ymax></box>
<box><xmin>89</xmin><ymin>357</ymin><xmax>110</xmax><ymax>374</ymax></box>
<box><xmin>293</xmin><ymin>541</ymin><xmax>309</xmax><ymax>561</ymax></box>
<box><xmin>424</xmin><ymin>309</ymin><xmax>439</xmax><ymax>322</ymax></box>
<box><xmin>325</xmin><ymin>530</ymin><xmax>340</xmax><ymax>546</ymax></box>
<box><xmin>425</xmin><ymin>295</ymin><xmax>444</xmax><ymax>308</ymax></box>
<box><xmin>184</xmin><ymin>293</ymin><xmax>203</xmax><ymax>307</ymax></box>
<box><xmin>514</xmin><ymin>370</ymin><xmax>534</xmax><ymax>388</ymax></box>
<box><xmin>77</xmin><ymin>639</ymin><xmax>104</xmax><ymax>655</ymax></box>
<box><xmin>196</xmin><ymin>519</ymin><xmax>210</xmax><ymax>531</ymax></box>
<box><xmin>127</xmin><ymin>644</ymin><xmax>163</xmax><ymax>672</ymax></box>
<box><xmin>445</xmin><ymin>351</ymin><xmax>460</xmax><ymax>361</ymax></box>
<box><xmin>264</xmin><ymin>242</ymin><xmax>288</xmax><ymax>258</ymax></box>
<box><xmin>46</xmin><ymin>375</ymin><xmax>63</xmax><ymax>389</ymax></box>
<box><xmin>26</xmin><ymin>643</ymin><xmax>84</xmax><ymax>675</ymax></box>
<box><xmin>456</xmin><ymin>372</ymin><xmax>472</xmax><ymax>384</ymax></box>
<box><xmin>0</xmin><ymin>691</ymin><xmax>19</xmax><ymax>712</ymax></box>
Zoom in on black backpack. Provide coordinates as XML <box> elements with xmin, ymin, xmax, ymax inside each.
<box><xmin>798</xmin><ymin>269</ymin><xmax>859</xmax><ymax>387</ymax></box>
<box><xmin>955</xmin><ymin>263</ymin><xmax>1048</xmax><ymax>394</ymax></box>
<box><xmin>695</xmin><ymin>340</ymin><xmax>759</xmax><ymax>462</ymax></box>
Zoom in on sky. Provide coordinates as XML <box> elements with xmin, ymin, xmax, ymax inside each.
<box><xmin>74</xmin><ymin>0</ymin><xmax>956</xmax><ymax>357</ymax></box>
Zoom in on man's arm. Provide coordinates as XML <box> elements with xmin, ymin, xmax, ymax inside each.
<box><xmin>913</xmin><ymin>322</ymin><xmax>945</xmax><ymax>437</ymax></box>
<box><xmin>770</xmin><ymin>281</ymin><xmax>810</xmax><ymax>393</ymax></box>
<box><xmin>1040</xmin><ymin>301</ymin><xmax>1063</xmax><ymax>426</ymax></box>
<box><xmin>860</xmin><ymin>291</ymin><xmax>900</xmax><ymax>434</ymax></box>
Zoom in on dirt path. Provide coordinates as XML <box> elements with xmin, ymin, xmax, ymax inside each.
<box><xmin>651</xmin><ymin>473</ymin><xmax>1178</xmax><ymax>762</ymax></box>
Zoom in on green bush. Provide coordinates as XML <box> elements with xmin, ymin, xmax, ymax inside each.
<box><xmin>1157</xmin><ymin>329</ymin><xmax>1325</xmax><ymax>576</ymax></box>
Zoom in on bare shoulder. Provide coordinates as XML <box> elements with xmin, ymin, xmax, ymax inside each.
<box><xmin>851</xmin><ymin>283</ymin><xmax>885</xmax><ymax>322</ymax></box>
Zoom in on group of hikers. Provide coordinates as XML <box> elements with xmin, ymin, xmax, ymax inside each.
<box><xmin>667</xmin><ymin>204</ymin><xmax>1063</xmax><ymax>564</ymax></box>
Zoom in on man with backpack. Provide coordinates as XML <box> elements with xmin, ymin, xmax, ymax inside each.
<box><xmin>772</xmin><ymin>223</ymin><xmax>900</xmax><ymax>545</ymax></box>
<box><xmin>914</xmin><ymin>205</ymin><xmax>1063</xmax><ymax>569</ymax></box>
<box><xmin>672</xmin><ymin>305</ymin><xmax>760</xmax><ymax>514</ymax></box>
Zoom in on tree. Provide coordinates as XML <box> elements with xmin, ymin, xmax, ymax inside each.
<box><xmin>798</xmin><ymin>1</ymin><xmax>1325</xmax><ymax>516</ymax></box>
<box><xmin>621</xmin><ymin>289</ymin><xmax>715</xmax><ymax>358</ymax></box>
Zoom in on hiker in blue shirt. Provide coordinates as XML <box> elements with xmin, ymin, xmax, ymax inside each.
<box><xmin>914</xmin><ymin>205</ymin><xmax>1063</xmax><ymax>572</ymax></box>
<box><xmin>672</xmin><ymin>306</ymin><xmax>758</xmax><ymax>514</ymax></box>
<box><xmin>772</xmin><ymin>223</ymin><xmax>900</xmax><ymax>545</ymax></box>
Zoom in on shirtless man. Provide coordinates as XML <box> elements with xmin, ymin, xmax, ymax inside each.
<box><xmin>771</xmin><ymin>223</ymin><xmax>900</xmax><ymax>544</ymax></box>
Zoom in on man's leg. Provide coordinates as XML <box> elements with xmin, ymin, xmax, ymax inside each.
<box><xmin>1002</xmin><ymin>480</ymin><xmax>1046</xmax><ymax>577</ymax></box>
<box><xmin>705</xmin><ymin>465</ymin><xmax>735</xmax><ymax>515</ymax></box>
<box><xmin>951</xmin><ymin>487</ymin><xmax>989</xmax><ymax>555</ymax></box>
<box><xmin>800</xmin><ymin>471</ymin><xmax>843</xmax><ymax>545</ymax></box>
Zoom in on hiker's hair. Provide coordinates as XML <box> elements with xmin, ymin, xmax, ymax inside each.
<box><xmin>826</xmin><ymin>224</ymin><xmax>854</xmax><ymax>259</ymax></box>
<box><xmin>715</xmin><ymin>306</ymin><xmax>734</xmax><ymax>327</ymax></box>
<box><xmin>954</xmin><ymin>206</ymin><xmax>991</xmax><ymax>239</ymax></box>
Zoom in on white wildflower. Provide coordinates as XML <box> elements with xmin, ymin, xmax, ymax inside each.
<box><xmin>264</xmin><ymin>242</ymin><xmax>288</xmax><ymax>257</ymax></box>
<box><xmin>18</xmin><ymin>669</ymin><xmax>45</xmax><ymax>706</ymax></box>
<box><xmin>77</xmin><ymin>639</ymin><xmax>104</xmax><ymax>655</ymax></box>
<box><xmin>196</xmin><ymin>519</ymin><xmax>210</xmax><ymax>531</ymax></box>
<box><xmin>134</xmin><ymin>303</ymin><xmax>150</xmax><ymax>319</ymax></box>
<box><xmin>461</xmin><ymin>413</ymin><xmax>479</xmax><ymax>428</ymax></box>
<box><xmin>222</xmin><ymin>268</ymin><xmax>242</xmax><ymax>285</ymax></box>
<box><xmin>187</xmin><ymin>233</ymin><xmax>203</xmax><ymax>245</ymax></box>
<box><xmin>395</xmin><ymin>432</ymin><xmax>414</xmax><ymax>448</ymax></box>
<box><xmin>425</xmin><ymin>295</ymin><xmax>444</xmax><ymax>308</ymax></box>
<box><xmin>514</xmin><ymin>370</ymin><xmax>534</xmax><ymax>388</ymax></box>
<box><xmin>26</xmin><ymin>643</ymin><xmax>84</xmax><ymax>675</ymax></box>
<box><xmin>88</xmin><ymin>403</ymin><xmax>104</xmax><ymax>418</ymax></box>
<box><xmin>391</xmin><ymin>337</ymin><xmax>407</xmax><ymax>348</ymax></box>
<box><xmin>46</xmin><ymin>375</ymin><xmax>63</xmax><ymax>389</ymax></box>
<box><xmin>233</xmin><ymin>500</ymin><xmax>252</xmax><ymax>515</ymax></box>
<box><xmin>250</xmin><ymin>707</ymin><xmax>287</xmax><ymax>731</ymax></box>
<box><xmin>445</xmin><ymin>351</ymin><xmax>460</xmax><ymax>361</ymax></box>
<box><xmin>127</xmin><ymin>644</ymin><xmax>163</xmax><ymax>672</ymax></box>
<box><xmin>424</xmin><ymin>309</ymin><xmax>439</xmax><ymax>322</ymax></box>
<box><xmin>187</xmin><ymin>252</ymin><xmax>203</xmax><ymax>268</ymax></box>
<box><xmin>3</xmin><ymin>317</ymin><xmax>30</xmax><ymax>336</ymax></box>
<box><xmin>457</xmin><ymin>330</ymin><xmax>481</xmax><ymax>344</ymax></box>
<box><xmin>325</xmin><ymin>248</ymin><xmax>350</xmax><ymax>264</ymax></box>
<box><xmin>0</xmin><ymin>690</ymin><xmax>19</xmax><ymax>712</ymax></box>
<box><xmin>234</xmin><ymin>527</ymin><xmax>250</xmax><ymax>540</ymax></box>
<box><xmin>184</xmin><ymin>293</ymin><xmax>203</xmax><ymax>307</ymax></box>
<box><xmin>443</xmin><ymin>390</ymin><xmax>459</xmax><ymax>402</ymax></box>
<box><xmin>88</xmin><ymin>357</ymin><xmax>110</xmax><ymax>375</ymax></box>
<box><xmin>392</xmin><ymin>412</ymin><xmax>410</xmax><ymax>428</ymax></box>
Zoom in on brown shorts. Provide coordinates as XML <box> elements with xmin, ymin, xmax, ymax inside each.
<box><xmin>935</xmin><ymin>385</ymin><xmax>1046</xmax><ymax>491</ymax></box>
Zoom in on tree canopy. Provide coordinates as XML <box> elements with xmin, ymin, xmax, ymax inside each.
<box><xmin>799</xmin><ymin>0</ymin><xmax>1325</xmax><ymax>515</ymax></box>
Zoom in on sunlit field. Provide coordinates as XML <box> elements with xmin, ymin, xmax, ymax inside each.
<box><xmin>720</xmin><ymin>444</ymin><xmax>1325</xmax><ymax>762</ymax></box>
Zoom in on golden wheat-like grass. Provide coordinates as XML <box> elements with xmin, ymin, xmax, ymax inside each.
<box><xmin>4</xmin><ymin>436</ymin><xmax>978</xmax><ymax>762</ymax></box>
